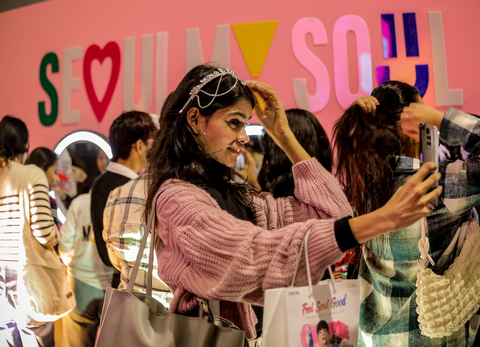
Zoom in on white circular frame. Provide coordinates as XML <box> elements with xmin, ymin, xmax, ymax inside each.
<box><xmin>54</xmin><ymin>130</ymin><xmax>112</xmax><ymax>158</ymax></box>
<box><xmin>51</xmin><ymin>130</ymin><xmax>112</xmax><ymax>223</ymax></box>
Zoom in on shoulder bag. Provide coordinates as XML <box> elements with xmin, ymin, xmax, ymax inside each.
<box><xmin>95</xmin><ymin>186</ymin><xmax>248</xmax><ymax>347</ymax></box>
<box><xmin>416</xmin><ymin>216</ymin><xmax>480</xmax><ymax>337</ymax></box>
<box><xmin>15</xmin><ymin>172</ymin><xmax>76</xmax><ymax>322</ymax></box>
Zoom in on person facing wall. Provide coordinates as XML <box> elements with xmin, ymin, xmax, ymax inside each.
<box><xmin>0</xmin><ymin>115</ymin><xmax>59</xmax><ymax>347</ymax></box>
<box><xmin>332</xmin><ymin>80</ymin><xmax>480</xmax><ymax>346</ymax></box>
<box><xmin>0</xmin><ymin>116</ymin><xmax>29</xmax><ymax>164</ymax></box>
<box><xmin>258</xmin><ymin>108</ymin><xmax>332</xmax><ymax>198</ymax></box>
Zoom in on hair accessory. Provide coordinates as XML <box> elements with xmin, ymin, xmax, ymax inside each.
<box><xmin>179</xmin><ymin>68</ymin><xmax>246</xmax><ymax>114</ymax></box>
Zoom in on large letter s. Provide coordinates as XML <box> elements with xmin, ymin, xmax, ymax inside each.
<box><xmin>292</xmin><ymin>18</ymin><xmax>330</xmax><ymax>112</ymax></box>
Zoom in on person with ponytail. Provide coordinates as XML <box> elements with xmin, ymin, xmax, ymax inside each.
<box><xmin>258</xmin><ymin>108</ymin><xmax>361</xmax><ymax>281</ymax></box>
<box><xmin>0</xmin><ymin>116</ymin><xmax>59</xmax><ymax>346</ymax></box>
<box><xmin>145</xmin><ymin>65</ymin><xmax>441</xmax><ymax>343</ymax></box>
<box><xmin>333</xmin><ymin>80</ymin><xmax>480</xmax><ymax>346</ymax></box>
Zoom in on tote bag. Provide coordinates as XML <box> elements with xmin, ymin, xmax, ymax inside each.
<box><xmin>263</xmin><ymin>229</ymin><xmax>361</xmax><ymax>347</ymax></box>
<box><xmin>95</xmin><ymin>186</ymin><xmax>247</xmax><ymax>347</ymax></box>
<box><xmin>15</xmin><ymin>172</ymin><xmax>76</xmax><ymax>322</ymax></box>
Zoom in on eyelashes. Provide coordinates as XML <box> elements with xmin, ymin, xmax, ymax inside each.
<box><xmin>229</xmin><ymin>119</ymin><xmax>240</xmax><ymax>127</ymax></box>
<box><xmin>228</xmin><ymin>119</ymin><xmax>250</xmax><ymax>129</ymax></box>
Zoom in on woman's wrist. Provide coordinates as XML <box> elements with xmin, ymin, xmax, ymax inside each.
<box><xmin>271</xmin><ymin>129</ymin><xmax>295</xmax><ymax>149</ymax></box>
<box><xmin>334</xmin><ymin>216</ymin><xmax>360</xmax><ymax>252</ymax></box>
<box><xmin>426</xmin><ymin>108</ymin><xmax>444</xmax><ymax>129</ymax></box>
<box><xmin>348</xmin><ymin>207</ymin><xmax>395</xmax><ymax>244</ymax></box>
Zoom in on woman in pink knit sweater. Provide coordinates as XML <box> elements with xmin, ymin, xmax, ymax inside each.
<box><xmin>145</xmin><ymin>64</ymin><xmax>441</xmax><ymax>340</ymax></box>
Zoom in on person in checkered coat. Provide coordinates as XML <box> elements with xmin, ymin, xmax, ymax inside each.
<box><xmin>333</xmin><ymin>81</ymin><xmax>480</xmax><ymax>347</ymax></box>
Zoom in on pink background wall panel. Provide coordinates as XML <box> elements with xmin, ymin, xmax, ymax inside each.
<box><xmin>0</xmin><ymin>0</ymin><xmax>479</xmax><ymax>150</ymax></box>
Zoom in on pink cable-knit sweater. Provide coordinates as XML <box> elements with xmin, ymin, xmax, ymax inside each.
<box><xmin>154</xmin><ymin>158</ymin><xmax>353</xmax><ymax>339</ymax></box>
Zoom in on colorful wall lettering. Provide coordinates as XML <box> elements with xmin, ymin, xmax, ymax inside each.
<box><xmin>0</xmin><ymin>0</ymin><xmax>478</xmax><ymax>150</ymax></box>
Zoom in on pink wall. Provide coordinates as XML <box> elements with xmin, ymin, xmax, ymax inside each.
<box><xmin>1</xmin><ymin>0</ymin><xmax>479</xmax><ymax>150</ymax></box>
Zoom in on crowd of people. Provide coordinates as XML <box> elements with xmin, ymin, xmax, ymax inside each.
<box><xmin>0</xmin><ymin>63</ymin><xmax>478</xmax><ymax>347</ymax></box>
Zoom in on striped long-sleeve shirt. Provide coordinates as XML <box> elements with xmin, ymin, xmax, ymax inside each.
<box><xmin>0</xmin><ymin>162</ymin><xmax>58</xmax><ymax>263</ymax></box>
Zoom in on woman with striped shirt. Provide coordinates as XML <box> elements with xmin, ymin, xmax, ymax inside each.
<box><xmin>0</xmin><ymin>116</ymin><xmax>59</xmax><ymax>346</ymax></box>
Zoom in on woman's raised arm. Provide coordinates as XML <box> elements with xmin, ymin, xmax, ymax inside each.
<box><xmin>247</xmin><ymin>81</ymin><xmax>312</xmax><ymax>165</ymax></box>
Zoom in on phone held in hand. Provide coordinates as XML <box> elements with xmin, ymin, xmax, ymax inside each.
<box><xmin>419</xmin><ymin>123</ymin><xmax>439</xmax><ymax>209</ymax></box>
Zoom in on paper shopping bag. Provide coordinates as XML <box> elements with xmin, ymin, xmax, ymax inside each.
<box><xmin>263</xmin><ymin>279</ymin><xmax>361</xmax><ymax>347</ymax></box>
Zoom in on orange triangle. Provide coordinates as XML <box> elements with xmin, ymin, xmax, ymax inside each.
<box><xmin>232</xmin><ymin>20</ymin><xmax>278</xmax><ymax>78</ymax></box>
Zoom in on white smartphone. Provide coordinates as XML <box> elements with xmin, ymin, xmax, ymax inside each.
<box><xmin>419</xmin><ymin>123</ymin><xmax>439</xmax><ymax>209</ymax></box>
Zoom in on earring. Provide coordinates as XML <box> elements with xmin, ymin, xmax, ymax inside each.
<box><xmin>203</xmin><ymin>132</ymin><xmax>208</xmax><ymax>150</ymax></box>
<box><xmin>201</xmin><ymin>130</ymin><xmax>206</xmax><ymax>136</ymax></box>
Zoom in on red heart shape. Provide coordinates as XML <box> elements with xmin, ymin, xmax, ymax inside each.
<box><xmin>83</xmin><ymin>42</ymin><xmax>121</xmax><ymax>122</ymax></box>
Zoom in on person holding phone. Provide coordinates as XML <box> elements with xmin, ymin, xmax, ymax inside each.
<box><xmin>333</xmin><ymin>80</ymin><xmax>480</xmax><ymax>346</ymax></box>
<box><xmin>144</xmin><ymin>66</ymin><xmax>441</xmax><ymax>343</ymax></box>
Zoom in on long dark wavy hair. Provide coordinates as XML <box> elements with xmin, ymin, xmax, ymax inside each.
<box><xmin>258</xmin><ymin>108</ymin><xmax>332</xmax><ymax>198</ymax></box>
<box><xmin>145</xmin><ymin>64</ymin><xmax>256</xmax><ymax>221</ymax></box>
<box><xmin>333</xmin><ymin>81</ymin><xmax>420</xmax><ymax>262</ymax></box>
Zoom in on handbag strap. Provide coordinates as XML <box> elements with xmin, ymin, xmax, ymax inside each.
<box><xmin>126</xmin><ymin>185</ymin><xmax>175</xmax><ymax>294</ymax></box>
<box><xmin>418</xmin><ymin>217</ymin><xmax>435</xmax><ymax>271</ymax></box>
<box><xmin>289</xmin><ymin>228</ymin><xmax>337</xmax><ymax>296</ymax></box>
<box><xmin>208</xmin><ymin>300</ymin><xmax>220</xmax><ymax>317</ymax></box>
<box><xmin>418</xmin><ymin>212</ymin><xmax>475</xmax><ymax>271</ymax></box>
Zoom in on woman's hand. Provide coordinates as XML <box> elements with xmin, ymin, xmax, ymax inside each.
<box><xmin>401</xmin><ymin>103</ymin><xmax>444</xmax><ymax>139</ymax></box>
<box><xmin>234</xmin><ymin>148</ymin><xmax>261</xmax><ymax>190</ymax></box>
<box><xmin>352</xmin><ymin>96</ymin><xmax>379</xmax><ymax>113</ymax></box>
<box><xmin>349</xmin><ymin>162</ymin><xmax>442</xmax><ymax>243</ymax></box>
<box><xmin>246</xmin><ymin>81</ymin><xmax>291</xmax><ymax>145</ymax></box>
<box><xmin>246</xmin><ymin>81</ymin><xmax>311</xmax><ymax>165</ymax></box>
<box><xmin>379</xmin><ymin>162</ymin><xmax>442</xmax><ymax>230</ymax></box>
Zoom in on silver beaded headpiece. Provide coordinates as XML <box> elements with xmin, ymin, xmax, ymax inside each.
<box><xmin>179</xmin><ymin>67</ymin><xmax>246</xmax><ymax>114</ymax></box>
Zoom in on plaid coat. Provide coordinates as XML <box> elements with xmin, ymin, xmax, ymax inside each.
<box><xmin>359</xmin><ymin>108</ymin><xmax>480</xmax><ymax>347</ymax></box>
<box><xmin>103</xmin><ymin>175</ymin><xmax>173</xmax><ymax>307</ymax></box>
